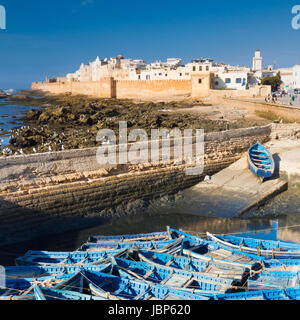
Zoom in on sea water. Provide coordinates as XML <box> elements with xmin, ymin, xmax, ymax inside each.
<box><xmin>0</xmin><ymin>99</ymin><xmax>39</xmax><ymax>146</ymax></box>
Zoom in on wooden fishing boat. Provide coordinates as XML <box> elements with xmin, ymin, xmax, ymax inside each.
<box><xmin>81</xmin><ymin>236</ymin><xmax>184</xmax><ymax>254</ymax></box>
<box><xmin>135</xmin><ymin>249</ymin><xmax>248</xmax><ymax>280</ymax></box>
<box><xmin>0</xmin><ymin>285</ymin><xmax>39</xmax><ymax>300</ymax></box>
<box><xmin>170</xmin><ymin>228</ymin><xmax>265</xmax><ymax>264</ymax></box>
<box><xmin>81</xmin><ymin>270</ymin><xmax>211</xmax><ymax>300</ymax></box>
<box><xmin>247</xmin><ymin>143</ymin><xmax>275</xmax><ymax>180</ymax></box>
<box><xmin>207</xmin><ymin>232</ymin><xmax>300</xmax><ymax>259</ymax></box>
<box><xmin>0</xmin><ymin>286</ymin><xmax>36</xmax><ymax>300</ymax></box>
<box><xmin>26</xmin><ymin>264</ymin><xmax>213</xmax><ymax>300</ymax></box>
<box><xmin>248</xmin><ymin>270</ymin><xmax>300</xmax><ymax>290</ymax></box>
<box><xmin>88</xmin><ymin>231</ymin><xmax>170</xmax><ymax>243</ymax></box>
<box><xmin>3</xmin><ymin>266</ymin><xmax>113</xmax><ymax>296</ymax></box>
<box><xmin>4</xmin><ymin>274</ymin><xmax>74</xmax><ymax>292</ymax></box>
<box><xmin>110</xmin><ymin>256</ymin><xmax>238</xmax><ymax>295</ymax></box>
<box><xmin>181</xmin><ymin>249</ymin><xmax>257</xmax><ymax>273</ymax></box>
<box><xmin>30</xmin><ymin>268</ymin><xmax>210</xmax><ymax>300</ymax></box>
<box><xmin>16</xmin><ymin>248</ymin><xmax>127</xmax><ymax>266</ymax></box>
<box><xmin>0</xmin><ymin>293</ymin><xmax>36</xmax><ymax>300</ymax></box>
<box><xmin>261</xmin><ymin>259</ymin><xmax>300</xmax><ymax>271</ymax></box>
<box><xmin>4</xmin><ymin>263</ymin><xmax>111</xmax><ymax>280</ymax></box>
<box><xmin>33</xmin><ymin>285</ymin><xmax>107</xmax><ymax>300</ymax></box>
<box><xmin>169</xmin><ymin>228</ymin><xmax>208</xmax><ymax>247</ymax></box>
<box><xmin>215</xmin><ymin>233</ymin><xmax>300</xmax><ymax>252</ymax></box>
<box><xmin>215</xmin><ymin>286</ymin><xmax>300</xmax><ymax>300</ymax></box>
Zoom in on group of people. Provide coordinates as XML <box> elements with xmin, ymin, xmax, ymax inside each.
<box><xmin>265</xmin><ymin>94</ymin><xmax>278</xmax><ymax>104</ymax></box>
<box><xmin>264</xmin><ymin>92</ymin><xmax>297</xmax><ymax>106</ymax></box>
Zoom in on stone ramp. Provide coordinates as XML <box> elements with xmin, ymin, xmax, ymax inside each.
<box><xmin>179</xmin><ymin>154</ymin><xmax>288</xmax><ymax>218</ymax></box>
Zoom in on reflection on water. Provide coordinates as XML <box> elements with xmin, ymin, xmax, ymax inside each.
<box><xmin>1</xmin><ymin>179</ymin><xmax>300</xmax><ymax>266</ymax></box>
<box><xmin>1</xmin><ymin>208</ymin><xmax>300</xmax><ymax>266</ymax></box>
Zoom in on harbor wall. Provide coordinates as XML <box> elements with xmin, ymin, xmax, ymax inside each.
<box><xmin>0</xmin><ymin>125</ymin><xmax>273</xmax><ymax>245</ymax></box>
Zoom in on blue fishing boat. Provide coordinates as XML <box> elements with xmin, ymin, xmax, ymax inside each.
<box><xmin>88</xmin><ymin>231</ymin><xmax>170</xmax><ymax>243</ymax></box>
<box><xmin>181</xmin><ymin>248</ymin><xmax>256</xmax><ymax>273</ymax></box>
<box><xmin>29</xmin><ymin>268</ymin><xmax>212</xmax><ymax>300</ymax></box>
<box><xmin>261</xmin><ymin>259</ymin><xmax>300</xmax><ymax>271</ymax></box>
<box><xmin>207</xmin><ymin>232</ymin><xmax>300</xmax><ymax>259</ymax></box>
<box><xmin>0</xmin><ymin>293</ymin><xmax>36</xmax><ymax>300</ymax></box>
<box><xmin>170</xmin><ymin>228</ymin><xmax>265</xmax><ymax>263</ymax></box>
<box><xmin>4</xmin><ymin>273</ymin><xmax>76</xmax><ymax>292</ymax></box>
<box><xmin>3</xmin><ymin>265</ymin><xmax>113</xmax><ymax>295</ymax></box>
<box><xmin>248</xmin><ymin>269</ymin><xmax>300</xmax><ymax>290</ymax></box>
<box><xmin>0</xmin><ymin>285</ymin><xmax>37</xmax><ymax>300</ymax></box>
<box><xmin>136</xmin><ymin>249</ymin><xmax>248</xmax><ymax>280</ymax></box>
<box><xmin>215</xmin><ymin>233</ymin><xmax>300</xmax><ymax>251</ymax></box>
<box><xmin>82</xmin><ymin>270</ymin><xmax>211</xmax><ymax>300</ymax></box>
<box><xmin>215</xmin><ymin>286</ymin><xmax>300</xmax><ymax>300</ymax></box>
<box><xmin>16</xmin><ymin>248</ymin><xmax>128</xmax><ymax>266</ymax></box>
<box><xmin>33</xmin><ymin>285</ymin><xmax>108</xmax><ymax>300</ymax></box>
<box><xmin>110</xmin><ymin>256</ymin><xmax>238</xmax><ymax>295</ymax></box>
<box><xmin>247</xmin><ymin>143</ymin><xmax>275</xmax><ymax>180</ymax></box>
<box><xmin>10</xmin><ymin>258</ymin><xmax>214</xmax><ymax>300</ymax></box>
<box><xmin>81</xmin><ymin>236</ymin><xmax>184</xmax><ymax>254</ymax></box>
<box><xmin>4</xmin><ymin>263</ymin><xmax>111</xmax><ymax>279</ymax></box>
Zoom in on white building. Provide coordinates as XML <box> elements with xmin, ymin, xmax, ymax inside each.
<box><xmin>213</xmin><ymin>70</ymin><xmax>249</xmax><ymax>90</ymax></box>
<box><xmin>166</xmin><ymin>58</ymin><xmax>182</xmax><ymax>68</ymax></box>
<box><xmin>61</xmin><ymin>49</ymin><xmax>298</xmax><ymax>92</ymax></box>
<box><xmin>66</xmin><ymin>55</ymin><xmax>147</xmax><ymax>82</ymax></box>
<box><xmin>277</xmin><ymin>65</ymin><xmax>300</xmax><ymax>91</ymax></box>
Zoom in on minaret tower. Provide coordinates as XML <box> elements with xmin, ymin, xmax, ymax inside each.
<box><xmin>252</xmin><ymin>49</ymin><xmax>263</xmax><ymax>72</ymax></box>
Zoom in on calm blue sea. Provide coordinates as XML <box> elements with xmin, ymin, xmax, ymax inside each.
<box><xmin>0</xmin><ymin>99</ymin><xmax>39</xmax><ymax>146</ymax></box>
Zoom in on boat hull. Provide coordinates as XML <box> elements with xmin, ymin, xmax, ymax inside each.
<box><xmin>247</xmin><ymin>143</ymin><xmax>275</xmax><ymax>179</ymax></box>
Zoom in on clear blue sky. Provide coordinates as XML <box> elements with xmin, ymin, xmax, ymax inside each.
<box><xmin>0</xmin><ymin>0</ymin><xmax>299</xmax><ymax>89</ymax></box>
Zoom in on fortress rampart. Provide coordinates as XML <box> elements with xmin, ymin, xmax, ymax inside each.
<box><xmin>32</xmin><ymin>75</ymin><xmax>271</xmax><ymax>100</ymax></box>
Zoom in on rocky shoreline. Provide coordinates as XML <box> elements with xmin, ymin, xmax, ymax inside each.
<box><xmin>1</xmin><ymin>91</ymin><xmax>270</xmax><ymax>156</ymax></box>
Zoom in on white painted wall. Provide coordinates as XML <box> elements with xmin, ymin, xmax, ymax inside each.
<box><xmin>213</xmin><ymin>71</ymin><xmax>248</xmax><ymax>90</ymax></box>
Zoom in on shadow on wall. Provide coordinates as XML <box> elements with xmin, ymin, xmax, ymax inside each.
<box><xmin>0</xmin><ymin>195</ymin><xmax>277</xmax><ymax>266</ymax></box>
<box><xmin>0</xmin><ymin>196</ymin><xmax>107</xmax><ymax>250</ymax></box>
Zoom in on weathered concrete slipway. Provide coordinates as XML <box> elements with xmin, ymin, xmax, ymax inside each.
<box><xmin>0</xmin><ymin>123</ymin><xmax>298</xmax><ymax>246</ymax></box>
